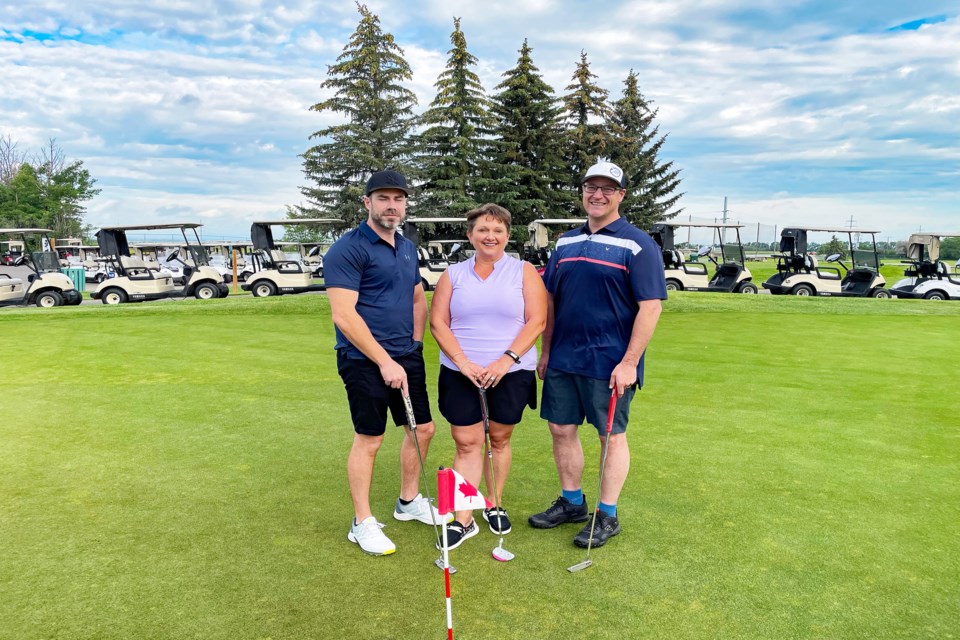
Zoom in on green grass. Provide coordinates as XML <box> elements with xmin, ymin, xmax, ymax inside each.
<box><xmin>1</xmin><ymin>294</ymin><xmax>958</xmax><ymax>639</ymax></box>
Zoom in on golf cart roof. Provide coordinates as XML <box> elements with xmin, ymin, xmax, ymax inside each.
<box><xmin>405</xmin><ymin>218</ymin><xmax>468</xmax><ymax>224</ymax></box>
<box><xmin>98</xmin><ymin>223</ymin><xmax>204</xmax><ymax>231</ymax></box>
<box><xmin>0</xmin><ymin>228</ymin><xmax>54</xmax><ymax>234</ymax></box>
<box><xmin>530</xmin><ymin>219</ymin><xmax>587</xmax><ymax>226</ymax></box>
<box><xmin>782</xmin><ymin>226</ymin><xmax>880</xmax><ymax>234</ymax></box>
<box><xmin>252</xmin><ymin>218</ymin><xmax>342</xmax><ymax>226</ymax></box>
<box><xmin>652</xmin><ymin>221</ymin><xmax>744</xmax><ymax>229</ymax></box>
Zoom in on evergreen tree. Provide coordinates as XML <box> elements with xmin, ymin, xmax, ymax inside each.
<box><xmin>415</xmin><ymin>18</ymin><xmax>500</xmax><ymax>217</ymax></box>
<box><xmin>561</xmin><ymin>51</ymin><xmax>614</xmax><ymax>192</ymax></box>
<box><xmin>607</xmin><ymin>70</ymin><xmax>683</xmax><ymax>229</ymax></box>
<box><xmin>299</xmin><ymin>3</ymin><xmax>418</xmax><ymax>227</ymax></box>
<box><xmin>488</xmin><ymin>40</ymin><xmax>569</xmax><ymax>234</ymax></box>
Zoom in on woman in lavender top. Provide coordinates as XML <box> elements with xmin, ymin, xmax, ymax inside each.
<box><xmin>430</xmin><ymin>203</ymin><xmax>547</xmax><ymax>549</ymax></box>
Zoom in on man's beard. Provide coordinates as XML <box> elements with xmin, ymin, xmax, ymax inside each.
<box><xmin>371</xmin><ymin>210</ymin><xmax>403</xmax><ymax>230</ymax></box>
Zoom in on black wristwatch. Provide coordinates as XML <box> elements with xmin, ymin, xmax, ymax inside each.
<box><xmin>504</xmin><ymin>350</ymin><xmax>521</xmax><ymax>364</ymax></box>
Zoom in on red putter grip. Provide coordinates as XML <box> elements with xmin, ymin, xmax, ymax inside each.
<box><xmin>605</xmin><ymin>390</ymin><xmax>617</xmax><ymax>434</ymax></box>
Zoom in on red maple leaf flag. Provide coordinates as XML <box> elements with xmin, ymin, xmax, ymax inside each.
<box><xmin>437</xmin><ymin>467</ymin><xmax>492</xmax><ymax>515</ymax></box>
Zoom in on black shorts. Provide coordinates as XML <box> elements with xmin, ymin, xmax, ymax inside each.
<box><xmin>438</xmin><ymin>365</ymin><xmax>537</xmax><ymax>426</ymax></box>
<box><xmin>337</xmin><ymin>349</ymin><xmax>432</xmax><ymax>436</ymax></box>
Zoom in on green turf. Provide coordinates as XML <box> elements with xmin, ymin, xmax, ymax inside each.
<box><xmin>1</xmin><ymin>294</ymin><xmax>958</xmax><ymax>639</ymax></box>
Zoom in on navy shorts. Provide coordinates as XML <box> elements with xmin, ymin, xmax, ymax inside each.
<box><xmin>336</xmin><ymin>348</ymin><xmax>432</xmax><ymax>436</ymax></box>
<box><xmin>438</xmin><ymin>365</ymin><xmax>537</xmax><ymax>426</ymax></box>
<box><xmin>540</xmin><ymin>369</ymin><xmax>636</xmax><ymax>435</ymax></box>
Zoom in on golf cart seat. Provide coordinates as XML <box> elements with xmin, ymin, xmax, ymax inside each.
<box><xmin>936</xmin><ymin>261</ymin><xmax>949</xmax><ymax>277</ymax></box>
<box><xmin>662</xmin><ymin>249</ymin><xmax>683</xmax><ymax>269</ymax></box>
<box><xmin>120</xmin><ymin>256</ymin><xmax>153</xmax><ymax>277</ymax></box>
<box><xmin>805</xmin><ymin>255</ymin><xmax>818</xmax><ymax>270</ymax></box>
<box><xmin>0</xmin><ymin>274</ymin><xmax>23</xmax><ymax>288</ymax></box>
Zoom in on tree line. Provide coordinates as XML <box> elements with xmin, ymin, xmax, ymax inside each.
<box><xmin>297</xmin><ymin>4</ymin><xmax>683</xmax><ymax>240</ymax></box>
<box><xmin>0</xmin><ymin>136</ymin><xmax>100</xmax><ymax>239</ymax></box>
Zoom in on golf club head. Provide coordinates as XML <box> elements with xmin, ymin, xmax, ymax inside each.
<box><xmin>435</xmin><ymin>557</ymin><xmax>457</xmax><ymax>574</ymax></box>
<box><xmin>492</xmin><ymin>545</ymin><xmax>514</xmax><ymax>562</ymax></box>
<box><xmin>567</xmin><ymin>559</ymin><xmax>592</xmax><ymax>573</ymax></box>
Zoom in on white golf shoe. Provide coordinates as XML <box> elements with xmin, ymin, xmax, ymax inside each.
<box><xmin>393</xmin><ymin>493</ymin><xmax>453</xmax><ymax>525</ymax></box>
<box><xmin>348</xmin><ymin>516</ymin><xmax>396</xmax><ymax>555</ymax></box>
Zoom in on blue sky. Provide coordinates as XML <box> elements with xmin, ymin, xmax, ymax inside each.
<box><xmin>2</xmin><ymin>1</ymin><xmax>957</xmax><ymax>243</ymax></box>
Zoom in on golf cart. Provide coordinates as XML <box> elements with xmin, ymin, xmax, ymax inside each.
<box><xmin>203</xmin><ymin>241</ymin><xmax>256</xmax><ymax>283</ymax></box>
<box><xmin>649</xmin><ymin>222</ymin><xmax>757</xmax><ymax>293</ymax></box>
<box><xmin>523</xmin><ymin>218</ymin><xmax>587</xmax><ymax>274</ymax></box>
<box><xmin>242</xmin><ymin>219</ymin><xmax>342</xmax><ymax>297</ymax></box>
<box><xmin>889</xmin><ymin>233</ymin><xmax>960</xmax><ymax>300</ymax></box>
<box><xmin>0</xmin><ymin>228</ymin><xmax>84</xmax><ymax>308</ymax></box>
<box><xmin>92</xmin><ymin>223</ymin><xmax>229</xmax><ymax>304</ymax></box>
<box><xmin>56</xmin><ymin>243</ymin><xmax>114</xmax><ymax>284</ymax></box>
<box><xmin>762</xmin><ymin>226</ymin><xmax>890</xmax><ymax>297</ymax></box>
<box><xmin>400</xmin><ymin>218</ymin><xmax>468</xmax><ymax>290</ymax></box>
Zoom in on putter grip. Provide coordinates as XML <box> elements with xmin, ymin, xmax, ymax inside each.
<box><xmin>605</xmin><ymin>391</ymin><xmax>617</xmax><ymax>434</ymax></box>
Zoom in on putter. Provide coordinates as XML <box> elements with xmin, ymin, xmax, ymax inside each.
<box><xmin>568</xmin><ymin>389</ymin><xmax>618</xmax><ymax>573</ymax></box>
<box><xmin>478</xmin><ymin>388</ymin><xmax>515</xmax><ymax>562</ymax></box>
<box><xmin>401</xmin><ymin>391</ymin><xmax>456</xmax><ymax>574</ymax></box>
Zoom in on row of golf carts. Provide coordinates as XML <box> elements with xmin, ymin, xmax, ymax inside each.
<box><xmin>1</xmin><ymin>219</ymin><xmax>341</xmax><ymax>307</ymax></box>
<box><xmin>520</xmin><ymin>220</ymin><xmax>960</xmax><ymax>301</ymax></box>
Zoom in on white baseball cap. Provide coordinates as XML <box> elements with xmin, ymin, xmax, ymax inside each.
<box><xmin>581</xmin><ymin>161</ymin><xmax>626</xmax><ymax>188</ymax></box>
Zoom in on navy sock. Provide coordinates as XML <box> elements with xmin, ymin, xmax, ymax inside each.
<box><xmin>598</xmin><ymin>502</ymin><xmax>617</xmax><ymax>517</ymax></box>
<box><xmin>562</xmin><ymin>488</ymin><xmax>584</xmax><ymax>505</ymax></box>
<box><xmin>398</xmin><ymin>497</ymin><xmax>413</xmax><ymax>506</ymax></box>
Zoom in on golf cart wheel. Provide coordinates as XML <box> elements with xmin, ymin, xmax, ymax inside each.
<box><xmin>871</xmin><ymin>288</ymin><xmax>892</xmax><ymax>299</ymax></box>
<box><xmin>251</xmin><ymin>281</ymin><xmax>277</xmax><ymax>298</ymax></box>
<box><xmin>101</xmin><ymin>288</ymin><xmax>128</xmax><ymax>305</ymax></box>
<box><xmin>738</xmin><ymin>282</ymin><xmax>758</xmax><ymax>294</ymax></box>
<box><xmin>421</xmin><ymin>277</ymin><xmax>431</xmax><ymax>292</ymax></box>
<box><xmin>95</xmin><ymin>273</ymin><xmax>106</xmax><ymax>284</ymax></box>
<box><xmin>792</xmin><ymin>284</ymin><xmax>814</xmax><ymax>296</ymax></box>
<box><xmin>923</xmin><ymin>290</ymin><xmax>947</xmax><ymax>301</ymax></box>
<box><xmin>665</xmin><ymin>279</ymin><xmax>682</xmax><ymax>292</ymax></box>
<box><xmin>194</xmin><ymin>282</ymin><xmax>219</xmax><ymax>300</ymax></box>
<box><xmin>35</xmin><ymin>291</ymin><xmax>63</xmax><ymax>308</ymax></box>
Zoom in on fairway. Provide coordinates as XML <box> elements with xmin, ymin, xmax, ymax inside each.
<box><xmin>1</xmin><ymin>295</ymin><xmax>958</xmax><ymax>639</ymax></box>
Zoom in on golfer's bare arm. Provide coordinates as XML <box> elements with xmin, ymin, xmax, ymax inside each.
<box><xmin>429</xmin><ymin>273</ymin><xmax>467</xmax><ymax>367</ymax></box>
<box><xmin>412</xmin><ymin>282</ymin><xmax>427</xmax><ymax>342</ymax></box>
<box><xmin>536</xmin><ymin>293</ymin><xmax>555</xmax><ymax>379</ymax></box>
<box><xmin>327</xmin><ymin>287</ymin><xmax>406</xmax><ymax>389</ymax></box>
<box><xmin>509</xmin><ymin>262</ymin><xmax>547</xmax><ymax>359</ymax></box>
<box><xmin>610</xmin><ymin>299</ymin><xmax>662</xmax><ymax>395</ymax></box>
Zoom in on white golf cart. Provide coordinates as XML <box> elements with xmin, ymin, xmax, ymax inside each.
<box><xmin>889</xmin><ymin>233</ymin><xmax>960</xmax><ymax>300</ymax></box>
<box><xmin>523</xmin><ymin>218</ymin><xmax>587</xmax><ymax>275</ymax></box>
<box><xmin>92</xmin><ymin>223</ymin><xmax>228</xmax><ymax>304</ymax></box>
<box><xmin>649</xmin><ymin>222</ymin><xmax>757</xmax><ymax>294</ymax></box>
<box><xmin>242</xmin><ymin>219</ymin><xmax>341</xmax><ymax>297</ymax></box>
<box><xmin>0</xmin><ymin>228</ymin><xmax>84</xmax><ymax>308</ymax></box>
<box><xmin>400</xmin><ymin>217</ymin><xmax>469</xmax><ymax>290</ymax></box>
<box><xmin>762</xmin><ymin>226</ymin><xmax>890</xmax><ymax>297</ymax></box>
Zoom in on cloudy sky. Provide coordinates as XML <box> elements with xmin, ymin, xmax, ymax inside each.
<box><xmin>2</xmin><ymin>1</ymin><xmax>957</xmax><ymax>243</ymax></box>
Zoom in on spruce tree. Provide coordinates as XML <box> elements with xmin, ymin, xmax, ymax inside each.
<box><xmin>561</xmin><ymin>51</ymin><xmax>614</xmax><ymax>193</ymax></box>
<box><xmin>415</xmin><ymin>18</ymin><xmax>499</xmax><ymax>217</ymax></box>
<box><xmin>488</xmin><ymin>40</ymin><xmax>568</xmax><ymax>233</ymax></box>
<box><xmin>299</xmin><ymin>3</ymin><xmax>418</xmax><ymax>227</ymax></box>
<box><xmin>607</xmin><ymin>70</ymin><xmax>683</xmax><ymax>228</ymax></box>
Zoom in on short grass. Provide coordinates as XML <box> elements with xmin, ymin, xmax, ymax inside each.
<box><xmin>1</xmin><ymin>294</ymin><xmax>958</xmax><ymax>639</ymax></box>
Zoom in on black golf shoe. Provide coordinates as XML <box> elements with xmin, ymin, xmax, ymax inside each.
<box><xmin>528</xmin><ymin>496</ymin><xmax>590</xmax><ymax>529</ymax></box>
<box><xmin>436</xmin><ymin>520</ymin><xmax>479</xmax><ymax>550</ymax></box>
<box><xmin>483</xmin><ymin>507</ymin><xmax>512</xmax><ymax>534</ymax></box>
<box><xmin>573</xmin><ymin>512</ymin><xmax>621</xmax><ymax>548</ymax></box>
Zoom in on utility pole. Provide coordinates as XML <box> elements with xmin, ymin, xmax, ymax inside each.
<box><xmin>847</xmin><ymin>215</ymin><xmax>856</xmax><ymax>228</ymax></box>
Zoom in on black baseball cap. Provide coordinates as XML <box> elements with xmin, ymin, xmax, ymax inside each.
<box><xmin>365</xmin><ymin>170</ymin><xmax>413</xmax><ymax>196</ymax></box>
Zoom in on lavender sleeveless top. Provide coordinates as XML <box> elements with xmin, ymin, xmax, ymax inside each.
<box><xmin>439</xmin><ymin>254</ymin><xmax>536</xmax><ymax>373</ymax></box>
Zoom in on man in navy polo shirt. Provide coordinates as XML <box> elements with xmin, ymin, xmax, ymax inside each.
<box><xmin>325</xmin><ymin>169</ymin><xmax>448</xmax><ymax>556</ymax></box>
<box><xmin>529</xmin><ymin>160</ymin><xmax>667</xmax><ymax>549</ymax></box>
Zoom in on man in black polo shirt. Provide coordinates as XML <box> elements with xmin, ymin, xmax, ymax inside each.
<box><xmin>325</xmin><ymin>170</ymin><xmax>449</xmax><ymax>556</ymax></box>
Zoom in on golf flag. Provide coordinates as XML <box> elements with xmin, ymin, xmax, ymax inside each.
<box><xmin>437</xmin><ymin>467</ymin><xmax>492</xmax><ymax>515</ymax></box>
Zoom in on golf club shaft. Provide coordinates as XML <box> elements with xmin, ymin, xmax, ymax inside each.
<box><xmin>478</xmin><ymin>388</ymin><xmax>505</xmax><ymax>538</ymax></box>
<box><xmin>401</xmin><ymin>392</ymin><xmax>445</xmax><ymax>552</ymax></box>
<box><xmin>583</xmin><ymin>390</ymin><xmax>619</xmax><ymax>561</ymax></box>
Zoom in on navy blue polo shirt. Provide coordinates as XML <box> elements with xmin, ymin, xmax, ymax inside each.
<box><xmin>324</xmin><ymin>221</ymin><xmax>420</xmax><ymax>359</ymax></box>
<box><xmin>542</xmin><ymin>216</ymin><xmax>667</xmax><ymax>385</ymax></box>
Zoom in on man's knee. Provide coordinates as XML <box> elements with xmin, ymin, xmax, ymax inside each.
<box><xmin>548</xmin><ymin>421</ymin><xmax>578</xmax><ymax>440</ymax></box>
<box><xmin>414</xmin><ymin>421</ymin><xmax>436</xmax><ymax>440</ymax></box>
<box><xmin>353</xmin><ymin>433</ymin><xmax>384</xmax><ymax>455</ymax></box>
